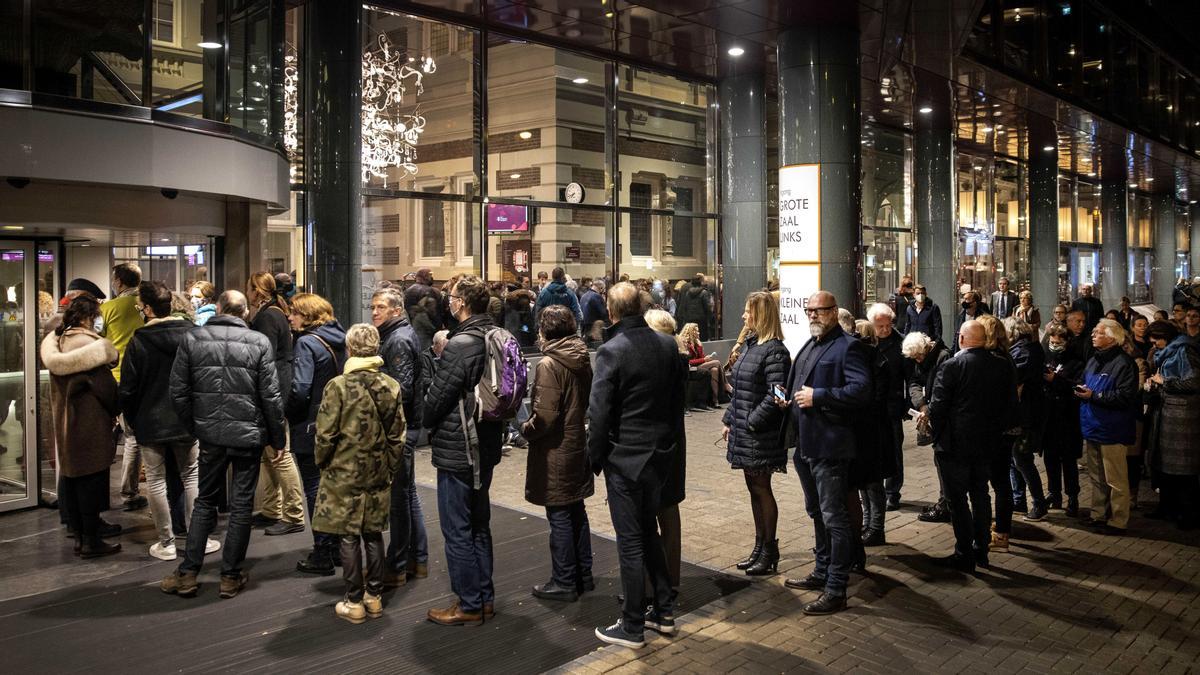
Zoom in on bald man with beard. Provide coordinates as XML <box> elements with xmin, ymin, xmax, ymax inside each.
<box><xmin>925</xmin><ymin>320</ymin><xmax>1017</xmax><ymax>572</ymax></box>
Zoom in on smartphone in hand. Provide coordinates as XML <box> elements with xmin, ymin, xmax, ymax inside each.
<box><xmin>772</xmin><ymin>384</ymin><xmax>787</xmax><ymax>400</ymax></box>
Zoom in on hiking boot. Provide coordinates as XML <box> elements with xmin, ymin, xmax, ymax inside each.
<box><xmin>362</xmin><ymin>592</ymin><xmax>383</xmax><ymax>618</ymax></box>
<box><xmin>989</xmin><ymin>531</ymin><xmax>1009</xmax><ymax>552</ymax></box>
<box><xmin>336</xmin><ymin>600</ymin><xmax>367</xmax><ymax>624</ymax></box>
<box><xmin>161</xmin><ymin>570</ymin><xmax>199</xmax><ymax>597</ymax></box>
<box><xmin>218</xmin><ymin>572</ymin><xmax>248</xmax><ymax>599</ymax></box>
<box><xmin>595</xmin><ymin>619</ymin><xmax>644</xmax><ymax>648</ymax></box>
<box><xmin>383</xmin><ymin>568</ymin><xmax>407</xmax><ymax>589</ymax></box>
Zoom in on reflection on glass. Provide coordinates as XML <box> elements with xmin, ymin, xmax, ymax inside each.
<box><xmin>152</xmin><ymin>0</ymin><xmax>207</xmax><ymax>117</ymax></box>
<box><xmin>36</xmin><ymin>245</ymin><xmax>59</xmax><ymax>503</ymax></box>
<box><xmin>228</xmin><ymin>0</ymin><xmax>273</xmax><ymax>135</ymax></box>
<box><xmin>33</xmin><ymin>1</ymin><xmax>145</xmax><ymax>103</ymax></box>
<box><xmin>0</xmin><ymin>249</ymin><xmax>27</xmax><ymax>505</ymax></box>
<box><xmin>862</xmin><ymin>127</ymin><xmax>912</xmax><ymax>303</ymax></box>
<box><xmin>0</xmin><ymin>0</ymin><xmax>23</xmax><ymax>89</ymax></box>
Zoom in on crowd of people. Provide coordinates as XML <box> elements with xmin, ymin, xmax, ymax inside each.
<box><xmin>37</xmin><ymin>260</ymin><xmax>1199</xmax><ymax>648</ymax></box>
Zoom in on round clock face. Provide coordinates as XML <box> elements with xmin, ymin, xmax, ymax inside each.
<box><xmin>565</xmin><ymin>182</ymin><xmax>585</xmax><ymax>203</ymax></box>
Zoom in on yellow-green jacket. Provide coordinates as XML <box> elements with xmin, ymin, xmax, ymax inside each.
<box><xmin>101</xmin><ymin>290</ymin><xmax>142</xmax><ymax>382</ymax></box>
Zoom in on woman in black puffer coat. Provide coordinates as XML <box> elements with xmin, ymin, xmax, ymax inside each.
<box><xmin>722</xmin><ymin>291</ymin><xmax>790</xmax><ymax>576</ymax></box>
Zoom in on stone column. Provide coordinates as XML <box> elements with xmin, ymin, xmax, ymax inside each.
<box><xmin>718</xmin><ymin>72</ymin><xmax>766</xmax><ymax>339</ymax></box>
<box><xmin>1028</xmin><ymin>118</ymin><xmax>1059</xmax><ymax>312</ymax></box>
<box><xmin>1154</xmin><ymin>194</ymin><xmax>1177</xmax><ymax>309</ymax></box>
<box><xmin>1192</xmin><ymin>204</ymin><xmax>1200</xmax><ymax>281</ymax></box>
<box><xmin>1100</xmin><ymin>175</ymin><xmax>1128</xmax><ymax>307</ymax></box>
<box><xmin>777</xmin><ymin>20</ymin><xmax>860</xmax><ymax>311</ymax></box>
<box><xmin>303</xmin><ymin>0</ymin><xmax>361</xmax><ymax>323</ymax></box>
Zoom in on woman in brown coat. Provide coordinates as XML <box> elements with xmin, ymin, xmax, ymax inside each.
<box><xmin>522</xmin><ymin>304</ymin><xmax>593</xmax><ymax>602</ymax></box>
<box><xmin>40</xmin><ymin>294</ymin><xmax>121</xmax><ymax>558</ymax></box>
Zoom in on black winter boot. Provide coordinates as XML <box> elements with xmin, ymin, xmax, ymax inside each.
<box><xmin>735</xmin><ymin>537</ymin><xmax>763</xmax><ymax>571</ymax></box>
<box><xmin>745</xmin><ymin>539</ymin><xmax>779</xmax><ymax>576</ymax></box>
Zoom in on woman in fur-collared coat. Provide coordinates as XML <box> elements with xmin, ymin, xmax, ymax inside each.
<box><xmin>40</xmin><ymin>294</ymin><xmax>121</xmax><ymax>558</ymax></box>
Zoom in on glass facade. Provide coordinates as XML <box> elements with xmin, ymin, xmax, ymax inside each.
<box><xmin>956</xmin><ymin>152</ymin><xmax>1030</xmax><ymax>294</ymax></box>
<box><xmin>355</xmin><ymin>5</ymin><xmax>721</xmax><ymax>327</ymax></box>
<box><xmin>861</xmin><ymin>125</ymin><xmax>913</xmax><ymax>303</ymax></box>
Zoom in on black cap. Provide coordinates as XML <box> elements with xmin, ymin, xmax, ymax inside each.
<box><xmin>66</xmin><ymin>278</ymin><xmax>105</xmax><ymax>300</ymax></box>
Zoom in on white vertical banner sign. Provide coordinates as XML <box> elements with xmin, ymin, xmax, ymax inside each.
<box><xmin>778</xmin><ymin>164</ymin><xmax>821</xmax><ymax>356</ymax></box>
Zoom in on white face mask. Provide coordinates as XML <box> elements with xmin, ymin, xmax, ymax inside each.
<box><xmin>191</xmin><ymin>296</ymin><xmax>203</xmax><ymax>309</ymax></box>
<box><xmin>93</xmin><ymin>316</ymin><xmax>105</xmax><ymax>334</ymax></box>
<box><xmin>915</xmin><ymin>294</ymin><xmax>925</xmax><ymax>303</ymax></box>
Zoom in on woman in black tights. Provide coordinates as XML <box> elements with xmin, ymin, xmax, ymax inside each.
<box><xmin>722</xmin><ymin>291</ymin><xmax>790</xmax><ymax>575</ymax></box>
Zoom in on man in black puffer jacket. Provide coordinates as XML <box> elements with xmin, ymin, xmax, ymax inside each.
<box><xmin>162</xmin><ymin>290</ymin><xmax>286</xmax><ymax>600</ymax></box>
<box><xmin>423</xmin><ymin>275</ymin><xmax>503</xmax><ymax>626</ymax></box>
<box><xmin>675</xmin><ymin>273</ymin><xmax>714</xmax><ymax>340</ymax></box>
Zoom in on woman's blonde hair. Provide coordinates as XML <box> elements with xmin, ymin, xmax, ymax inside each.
<box><xmin>855</xmin><ymin>319</ymin><xmax>875</xmax><ymax>342</ymax></box>
<box><xmin>977</xmin><ymin>314</ymin><xmax>1009</xmax><ymax>351</ymax></box>
<box><xmin>744</xmin><ymin>291</ymin><xmax>783</xmax><ymax>342</ymax></box>
<box><xmin>290</xmin><ymin>292</ymin><xmax>335</xmax><ymax>329</ymax></box>
<box><xmin>345</xmin><ymin>323</ymin><xmax>380</xmax><ymax>357</ymax></box>
<box><xmin>679</xmin><ymin>322</ymin><xmax>701</xmax><ymax>347</ymax></box>
<box><xmin>190</xmin><ymin>280</ymin><xmax>216</xmax><ymax>302</ymax></box>
<box><xmin>644</xmin><ymin>309</ymin><xmax>686</xmax><ymax>354</ymax></box>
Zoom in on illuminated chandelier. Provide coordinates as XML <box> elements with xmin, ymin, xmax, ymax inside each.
<box><xmin>361</xmin><ymin>33</ymin><xmax>436</xmax><ymax>183</ymax></box>
<box><xmin>283</xmin><ymin>45</ymin><xmax>299</xmax><ymax>181</ymax></box>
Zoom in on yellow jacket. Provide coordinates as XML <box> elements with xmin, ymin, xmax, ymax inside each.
<box><xmin>101</xmin><ymin>290</ymin><xmax>141</xmax><ymax>382</ymax></box>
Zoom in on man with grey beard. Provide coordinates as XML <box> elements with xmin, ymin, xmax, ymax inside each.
<box><xmin>780</xmin><ymin>291</ymin><xmax>871</xmax><ymax>615</ymax></box>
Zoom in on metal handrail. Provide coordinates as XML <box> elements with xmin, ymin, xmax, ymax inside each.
<box><xmin>82</xmin><ymin>51</ymin><xmax>141</xmax><ymax>105</ymax></box>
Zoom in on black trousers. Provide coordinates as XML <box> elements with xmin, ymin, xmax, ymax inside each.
<box><xmin>605</xmin><ymin>464</ymin><xmax>673</xmax><ymax>634</ymax></box>
<box><xmin>340</xmin><ymin>532</ymin><xmax>385</xmax><ymax>602</ymax></box>
<box><xmin>937</xmin><ymin>452</ymin><xmax>992</xmax><ymax>559</ymax></box>
<box><xmin>1044</xmin><ymin>448</ymin><xmax>1081</xmax><ymax>500</ymax></box>
<box><xmin>61</xmin><ymin>470</ymin><xmax>109</xmax><ymax>542</ymax></box>
<box><xmin>179</xmin><ymin>445</ymin><xmax>260</xmax><ymax>578</ymax></box>
<box><xmin>989</xmin><ymin>442</ymin><xmax>1015</xmax><ymax>535</ymax></box>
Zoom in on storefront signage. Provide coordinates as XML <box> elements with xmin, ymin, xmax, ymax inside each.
<box><xmin>564</xmin><ymin>246</ymin><xmax>580</xmax><ymax>261</ymax></box>
<box><xmin>501</xmin><ymin>238</ymin><xmax>532</xmax><ymax>283</ymax></box>
<box><xmin>778</xmin><ymin>164</ymin><xmax>822</xmax><ymax>356</ymax></box>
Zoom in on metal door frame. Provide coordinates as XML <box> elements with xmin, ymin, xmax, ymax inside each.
<box><xmin>0</xmin><ymin>241</ymin><xmax>40</xmax><ymax>512</ymax></box>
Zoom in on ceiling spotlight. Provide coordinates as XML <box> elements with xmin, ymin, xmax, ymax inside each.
<box><xmin>605</xmin><ymin>11</ymin><xmax>613</xmax><ymax>18</ymax></box>
<box><xmin>1043</xmin><ymin>145</ymin><xmax>1055</xmax><ymax>152</ymax></box>
<box><xmin>727</xmin><ymin>46</ymin><xmax>745</xmax><ymax>57</ymax></box>
<box><xmin>1191</xmin><ymin>200</ymin><xmax>1197</xmax><ymax>204</ymax></box>
<box><xmin>197</xmin><ymin>41</ymin><xmax>222</xmax><ymax>49</ymax></box>
<box><xmin>1087</xmin><ymin>171</ymin><xmax>1097</xmax><ymax>177</ymax></box>
<box><xmin>572</xmin><ymin>77</ymin><xmax>588</xmax><ymax>84</ymax></box>
<box><xmin>160</xmin><ymin>238</ymin><xmax>170</xmax><ymax>242</ymax></box>
<box><xmin>918</xmin><ymin>106</ymin><xmax>933</xmax><ymax>114</ymax></box>
<box><xmin>1146</xmin><ymin>177</ymin><xmax>1154</xmax><ymax>181</ymax></box>
<box><xmin>518</xmin><ymin>131</ymin><xmax>533</xmax><ymax>140</ymax></box>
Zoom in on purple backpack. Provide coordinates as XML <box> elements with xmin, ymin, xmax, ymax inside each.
<box><xmin>475</xmin><ymin>327</ymin><xmax>528</xmax><ymax>421</ymax></box>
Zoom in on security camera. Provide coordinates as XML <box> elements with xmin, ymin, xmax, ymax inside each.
<box><xmin>162</xmin><ymin>188</ymin><xmax>179</xmax><ymax>199</ymax></box>
<box><xmin>5</xmin><ymin>177</ymin><xmax>30</xmax><ymax>189</ymax></box>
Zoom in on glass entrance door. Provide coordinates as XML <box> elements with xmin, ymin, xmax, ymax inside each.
<box><xmin>0</xmin><ymin>242</ymin><xmax>38</xmax><ymax>512</ymax></box>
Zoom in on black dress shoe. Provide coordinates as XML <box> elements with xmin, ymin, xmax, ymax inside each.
<box><xmin>885</xmin><ymin>497</ymin><xmax>901</xmax><ymax>512</ymax></box>
<box><xmin>296</xmin><ymin>551</ymin><xmax>335</xmax><ymax>576</ymax></box>
<box><xmin>802</xmin><ymin>593</ymin><xmax>846</xmax><ymax>615</ymax></box>
<box><xmin>918</xmin><ymin>503</ymin><xmax>952</xmax><ymax>523</ymax></box>
<box><xmin>862</xmin><ymin>529</ymin><xmax>886</xmax><ymax>547</ymax></box>
<box><xmin>784</xmin><ymin>573</ymin><xmax>827</xmax><ymax>591</ymax></box>
<box><xmin>251</xmin><ymin>513</ymin><xmax>279</xmax><ymax>528</ymax></box>
<box><xmin>577</xmin><ymin>572</ymin><xmax>596</xmax><ymax>593</ymax></box>
<box><xmin>98</xmin><ymin>520</ymin><xmax>122</xmax><ymax>538</ymax></box>
<box><xmin>532</xmin><ymin>581</ymin><xmax>579</xmax><ymax>602</ymax></box>
<box><xmin>934</xmin><ymin>553</ymin><xmax>975</xmax><ymax>573</ymax></box>
<box><xmin>80</xmin><ymin>540</ymin><xmax>122</xmax><ymax>558</ymax></box>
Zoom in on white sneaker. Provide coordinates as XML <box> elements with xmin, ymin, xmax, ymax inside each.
<box><xmin>149</xmin><ymin>541</ymin><xmax>177</xmax><ymax>561</ymax></box>
<box><xmin>205</xmin><ymin>538</ymin><xmax>222</xmax><ymax>554</ymax></box>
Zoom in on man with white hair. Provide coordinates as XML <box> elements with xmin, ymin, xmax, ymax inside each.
<box><xmin>902</xmin><ymin>332</ymin><xmax>953</xmax><ymax>523</ymax></box>
<box><xmin>867</xmin><ymin>302</ymin><xmax>907</xmax><ymax>516</ymax></box>
<box><xmin>1076</xmin><ymin>319</ymin><xmax>1139</xmax><ymax>534</ymax></box>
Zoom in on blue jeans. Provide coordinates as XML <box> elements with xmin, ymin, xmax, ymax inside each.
<box><xmin>546</xmin><ymin>501</ymin><xmax>593</xmax><ymax>588</ymax></box>
<box><xmin>1011</xmin><ymin>443</ymin><xmax>1045</xmax><ymax>507</ymax></box>
<box><xmin>882</xmin><ymin>419</ymin><xmax>904</xmax><ymax>501</ymax></box>
<box><xmin>179</xmin><ymin>445</ymin><xmax>260</xmax><ymax>577</ymax></box>
<box><xmin>795</xmin><ymin>457</ymin><xmax>852</xmax><ymax>597</ymax></box>
<box><xmin>295</xmin><ymin>451</ymin><xmax>336</xmax><ymax>554</ymax></box>
<box><xmin>437</xmin><ymin>462</ymin><xmax>495</xmax><ymax>613</ymax></box>
<box><xmin>388</xmin><ymin>428</ymin><xmax>428</xmax><ymax>570</ymax></box>
<box><xmin>860</xmin><ymin>481</ymin><xmax>886</xmax><ymax>533</ymax></box>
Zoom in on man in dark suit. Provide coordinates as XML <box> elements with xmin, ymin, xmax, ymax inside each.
<box><xmin>990</xmin><ymin>277</ymin><xmax>1019</xmax><ymax>319</ymax></box>
<box><xmin>781</xmin><ymin>291</ymin><xmax>872</xmax><ymax>615</ymax></box>
<box><xmin>925</xmin><ymin>320</ymin><xmax>1017</xmax><ymax>572</ymax></box>
<box><xmin>588</xmin><ymin>282</ymin><xmax>687</xmax><ymax>648</ymax></box>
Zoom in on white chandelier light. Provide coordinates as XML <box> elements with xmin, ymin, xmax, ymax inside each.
<box><xmin>283</xmin><ymin>46</ymin><xmax>299</xmax><ymax>182</ymax></box>
<box><xmin>361</xmin><ymin>33</ymin><xmax>436</xmax><ymax>183</ymax></box>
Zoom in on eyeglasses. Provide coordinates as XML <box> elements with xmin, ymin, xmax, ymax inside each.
<box><xmin>804</xmin><ymin>305</ymin><xmax>836</xmax><ymax>317</ymax></box>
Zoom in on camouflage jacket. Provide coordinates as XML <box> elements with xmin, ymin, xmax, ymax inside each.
<box><xmin>312</xmin><ymin>356</ymin><xmax>406</xmax><ymax>535</ymax></box>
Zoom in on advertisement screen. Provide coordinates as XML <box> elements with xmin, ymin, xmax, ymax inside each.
<box><xmin>487</xmin><ymin>203</ymin><xmax>529</xmax><ymax>233</ymax></box>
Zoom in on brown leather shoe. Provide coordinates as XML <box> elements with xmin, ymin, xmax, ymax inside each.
<box><xmin>483</xmin><ymin>602</ymin><xmax>495</xmax><ymax>620</ymax></box>
<box><xmin>427</xmin><ymin>601</ymin><xmax>483</xmax><ymax>626</ymax></box>
<box><xmin>161</xmin><ymin>571</ymin><xmax>199</xmax><ymax>597</ymax></box>
<box><xmin>406</xmin><ymin>561</ymin><xmax>429</xmax><ymax>579</ymax></box>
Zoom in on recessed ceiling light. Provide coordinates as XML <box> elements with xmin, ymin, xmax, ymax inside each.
<box><xmin>727</xmin><ymin>46</ymin><xmax>745</xmax><ymax>57</ymax></box>
<box><xmin>161</xmin><ymin>238</ymin><xmax>170</xmax><ymax>242</ymax></box>
<box><xmin>2</xmin><ymin>225</ymin><xmax>23</xmax><ymax>230</ymax></box>
<box><xmin>604</xmin><ymin>11</ymin><xmax>613</xmax><ymax>18</ymax></box>
<box><xmin>1087</xmin><ymin>172</ymin><xmax>1097</xmax><ymax>177</ymax></box>
<box><xmin>918</xmin><ymin>106</ymin><xmax>933</xmax><ymax>114</ymax></box>
<box><xmin>197</xmin><ymin>41</ymin><xmax>222</xmax><ymax>49</ymax></box>
<box><xmin>1129</xmin><ymin>183</ymin><xmax>1138</xmax><ymax>188</ymax></box>
<box><xmin>974</xmin><ymin>166</ymin><xmax>983</xmax><ymax>171</ymax></box>
<box><xmin>80</xmin><ymin>244</ymin><xmax>90</xmax><ymax>247</ymax></box>
<box><xmin>509</xmin><ymin>173</ymin><xmax>521</xmax><ymax>179</ymax></box>
<box><xmin>1191</xmin><ymin>200</ymin><xmax>1197</xmax><ymax>204</ymax></box>
<box><xmin>572</xmin><ymin>77</ymin><xmax>588</xmax><ymax>84</ymax></box>
<box><xmin>993</xmin><ymin>103</ymin><xmax>1001</xmax><ymax>108</ymax></box>
<box><xmin>518</xmin><ymin>131</ymin><xmax>533</xmax><ymax>140</ymax></box>
<box><xmin>1043</xmin><ymin>145</ymin><xmax>1055</xmax><ymax>152</ymax></box>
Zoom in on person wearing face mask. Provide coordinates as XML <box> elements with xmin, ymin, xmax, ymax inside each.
<box><xmin>889</xmin><ymin>276</ymin><xmax>915</xmax><ymax>333</ymax></box>
<box><xmin>906</xmin><ymin>284</ymin><xmax>943</xmax><ymax>345</ymax></box>
<box><xmin>1041</xmin><ymin>325</ymin><xmax>1084</xmax><ymax>515</ymax></box>
<box><xmin>953</xmin><ymin>290</ymin><xmax>990</xmax><ymax>352</ymax></box>
<box><xmin>189</xmin><ymin>281</ymin><xmax>218</xmax><ymax>327</ymax></box>
<box><xmin>102</xmin><ymin>263</ymin><xmax>149</xmax><ymax>512</ymax></box>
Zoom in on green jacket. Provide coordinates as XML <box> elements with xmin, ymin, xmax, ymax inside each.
<box><xmin>312</xmin><ymin>356</ymin><xmax>406</xmax><ymax>535</ymax></box>
<box><xmin>101</xmin><ymin>290</ymin><xmax>142</xmax><ymax>382</ymax></box>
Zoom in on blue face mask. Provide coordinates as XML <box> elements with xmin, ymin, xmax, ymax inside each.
<box><xmin>93</xmin><ymin>316</ymin><xmax>105</xmax><ymax>334</ymax></box>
